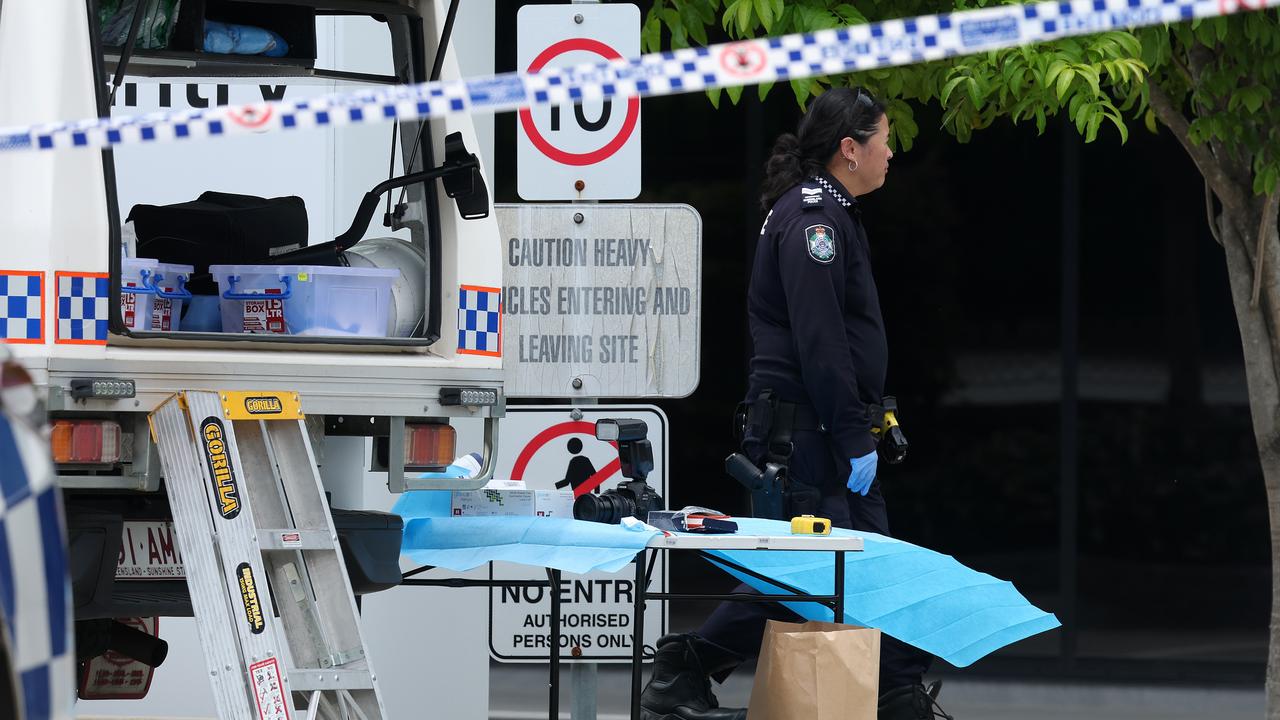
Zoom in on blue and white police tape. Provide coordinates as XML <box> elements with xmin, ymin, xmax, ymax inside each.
<box><xmin>0</xmin><ymin>0</ymin><xmax>1276</xmax><ymax>154</ymax></box>
<box><xmin>0</xmin><ymin>411</ymin><xmax>74</xmax><ymax>719</ymax></box>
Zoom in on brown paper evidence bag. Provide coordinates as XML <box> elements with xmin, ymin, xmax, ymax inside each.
<box><xmin>746</xmin><ymin>620</ymin><xmax>882</xmax><ymax>720</ymax></box>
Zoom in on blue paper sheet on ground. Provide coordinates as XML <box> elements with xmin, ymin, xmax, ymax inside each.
<box><xmin>393</xmin><ymin>491</ymin><xmax>657</xmax><ymax>574</ymax></box>
<box><xmin>703</xmin><ymin>518</ymin><xmax>1060</xmax><ymax>668</ymax></box>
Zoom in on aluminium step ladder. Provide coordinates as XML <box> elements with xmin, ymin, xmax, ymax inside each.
<box><xmin>149</xmin><ymin>390</ymin><xmax>386</xmax><ymax>720</ymax></box>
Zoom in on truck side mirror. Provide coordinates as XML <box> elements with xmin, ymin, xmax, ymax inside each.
<box><xmin>441</xmin><ymin>132</ymin><xmax>489</xmax><ymax>220</ymax></box>
<box><xmin>331</xmin><ymin>132</ymin><xmax>491</xmax><ymax>252</ymax></box>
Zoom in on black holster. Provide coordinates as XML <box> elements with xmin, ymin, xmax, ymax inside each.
<box><xmin>727</xmin><ymin>390</ymin><xmax>823</xmax><ymax>520</ymax></box>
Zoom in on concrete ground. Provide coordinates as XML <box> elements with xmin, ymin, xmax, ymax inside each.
<box><xmin>488</xmin><ymin>662</ymin><xmax>1264</xmax><ymax>719</ymax></box>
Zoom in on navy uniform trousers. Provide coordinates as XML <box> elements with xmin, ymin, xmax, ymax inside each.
<box><xmin>696</xmin><ymin>429</ymin><xmax>933</xmax><ymax>690</ymax></box>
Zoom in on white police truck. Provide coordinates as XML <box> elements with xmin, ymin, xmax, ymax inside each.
<box><xmin>0</xmin><ymin>1</ymin><xmax>505</xmax><ymax>717</ymax></box>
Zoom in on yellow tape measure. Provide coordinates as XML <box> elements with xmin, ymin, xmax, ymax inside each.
<box><xmin>790</xmin><ymin>515</ymin><xmax>831</xmax><ymax>535</ymax></box>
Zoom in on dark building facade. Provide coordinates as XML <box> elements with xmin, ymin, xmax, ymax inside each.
<box><xmin>495</xmin><ymin>0</ymin><xmax>1267</xmax><ymax>684</ymax></box>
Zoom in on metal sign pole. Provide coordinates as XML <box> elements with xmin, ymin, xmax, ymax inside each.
<box><xmin>513</xmin><ymin>7</ymin><xmax>665</xmax><ymax>717</ymax></box>
<box><xmin>570</xmin><ymin>661</ymin><xmax>598</xmax><ymax>720</ymax></box>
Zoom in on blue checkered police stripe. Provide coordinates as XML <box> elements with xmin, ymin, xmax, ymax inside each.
<box><xmin>0</xmin><ymin>413</ymin><xmax>74</xmax><ymax>719</ymax></box>
<box><xmin>0</xmin><ymin>0</ymin><xmax>1275</xmax><ymax>154</ymax></box>
<box><xmin>458</xmin><ymin>286</ymin><xmax>502</xmax><ymax>356</ymax></box>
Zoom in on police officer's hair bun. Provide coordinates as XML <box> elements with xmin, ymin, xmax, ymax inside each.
<box><xmin>759</xmin><ymin>134</ymin><xmax>803</xmax><ymax>203</ymax></box>
<box><xmin>759</xmin><ymin>87</ymin><xmax>886</xmax><ymax>211</ymax></box>
<box><xmin>775</xmin><ymin>134</ymin><xmax>803</xmax><ymax>159</ymax></box>
<box><xmin>760</xmin><ymin>133</ymin><xmax>815</xmax><ymax>210</ymax></box>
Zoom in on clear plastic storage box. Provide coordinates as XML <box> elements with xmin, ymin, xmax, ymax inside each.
<box><xmin>209</xmin><ymin>264</ymin><xmax>400</xmax><ymax>337</ymax></box>
<box><xmin>120</xmin><ymin>257</ymin><xmax>194</xmax><ymax>331</ymax></box>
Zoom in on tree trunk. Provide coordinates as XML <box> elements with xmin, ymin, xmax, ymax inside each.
<box><xmin>1216</xmin><ymin>207</ymin><xmax>1280</xmax><ymax>718</ymax></box>
<box><xmin>1145</xmin><ymin>78</ymin><xmax>1280</xmax><ymax>716</ymax></box>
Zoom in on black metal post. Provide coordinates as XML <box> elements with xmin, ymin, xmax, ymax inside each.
<box><xmin>834</xmin><ymin>551</ymin><xmax>846</xmax><ymax>622</ymax></box>
<box><xmin>631</xmin><ymin>552</ymin><xmax>647</xmax><ymax>720</ymax></box>
<box><xmin>548</xmin><ymin>567</ymin><xmax>561</xmax><ymax>720</ymax></box>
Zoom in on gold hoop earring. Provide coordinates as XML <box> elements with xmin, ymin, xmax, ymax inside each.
<box><xmin>847</xmin><ymin>159</ymin><xmax>859</xmax><ymax>172</ymax></box>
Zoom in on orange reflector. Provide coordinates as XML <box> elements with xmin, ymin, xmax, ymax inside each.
<box><xmin>404</xmin><ymin>423</ymin><xmax>455</xmax><ymax>469</ymax></box>
<box><xmin>51</xmin><ymin>420</ymin><xmax>122</xmax><ymax>464</ymax></box>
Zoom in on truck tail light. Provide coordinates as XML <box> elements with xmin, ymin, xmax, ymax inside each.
<box><xmin>51</xmin><ymin>420</ymin><xmax>122</xmax><ymax>464</ymax></box>
<box><xmin>404</xmin><ymin>423</ymin><xmax>455</xmax><ymax>470</ymax></box>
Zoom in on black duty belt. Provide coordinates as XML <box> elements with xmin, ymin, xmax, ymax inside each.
<box><xmin>771</xmin><ymin>400</ymin><xmax>823</xmax><ymax>433</ymax></box>
<box><xmin>734</xmin><ymin>390</ymin><xmax>825</xmax><ymax>465</ymax></box>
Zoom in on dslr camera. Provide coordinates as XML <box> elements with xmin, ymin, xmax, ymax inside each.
<box><xmin>573</xmin><ymin>418</ymin><xmax>664</xmax><ymax>524</ymax></box>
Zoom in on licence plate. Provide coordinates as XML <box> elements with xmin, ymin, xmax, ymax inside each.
<box><xmin>116</xmin><ymin>521</ymin><xmax>184</xmax><ymax>579</ymax></box>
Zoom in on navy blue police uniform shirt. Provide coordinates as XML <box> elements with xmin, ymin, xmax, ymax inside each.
<box><xmin>746</xmin><ymin>173</ymin><xmax>886</xmax><ymax>459</ymax></box>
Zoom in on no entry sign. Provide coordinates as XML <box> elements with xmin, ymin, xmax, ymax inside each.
<box><xmin>516</xmin><ymin>4</ymin><xmax>641</xmax><ymax>200</ymax></box>
<box><xmin>489</xmin><ymin>405</ymin><xmax>667</xmax><ymax>662</ymax></box>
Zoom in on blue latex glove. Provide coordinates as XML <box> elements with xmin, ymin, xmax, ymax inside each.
<box><xmin>847</xmin><ymin>452</ymin><xmax>878</xmax><ymax>496</ymax></box>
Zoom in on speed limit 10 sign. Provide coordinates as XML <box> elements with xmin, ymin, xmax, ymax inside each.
<box><xmin>516</xmin><ymin>3</ymin><xmax>641</xmax><ymax>201</ymax></box>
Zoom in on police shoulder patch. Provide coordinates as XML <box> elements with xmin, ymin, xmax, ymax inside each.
<box><xmin>804</xmin><ymin>224</ymin><xmax>836</xmax><ymax>264</ymax></box>
<box><xmin>799</xmin><ymin>185</ymin><xmax>824</xmax><ymax>210</ymax></box>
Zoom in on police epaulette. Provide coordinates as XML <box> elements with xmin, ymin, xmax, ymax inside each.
<box><xmin>799</xmin><ymin>183</ymin><xmax>825</xmax><ymax>211</ymax></box>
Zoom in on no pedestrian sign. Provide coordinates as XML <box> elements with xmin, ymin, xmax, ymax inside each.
<box><xmin>489</xmin><ymin>405</ymin><xmax>668</xmax><ymax>662</ymax></box>
<box><xmin>517</xmin><ymin>4</ymin><xmax>640</xmax><ymax>200</ymax></box>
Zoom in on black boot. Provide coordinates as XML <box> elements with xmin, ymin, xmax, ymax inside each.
<box><xmin>878</xmin><ymin>680</ymin><xmax>953</xmax><ymax>720</ymax></box>
<box><xmin>640</xmin><ymin>633</ymin><xmax>747</xmax><ymax>720</ymax></box>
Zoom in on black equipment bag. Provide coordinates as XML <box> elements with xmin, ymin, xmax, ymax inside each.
<box><xmin>128</xmin><ymin>192</ymin><xmax>310</xmax><ymax>293</ymax></box>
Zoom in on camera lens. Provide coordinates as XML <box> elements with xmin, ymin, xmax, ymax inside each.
<box><xmin>573</xmin><ymin>491</ymin><xmax>635</xmax><ymax>524</ymax></box>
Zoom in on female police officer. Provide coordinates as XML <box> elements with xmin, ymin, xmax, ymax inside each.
<box><xmin>640</xmin><ymin>88</ymin><xmax>952</xmax><ymax>720</ymax></box>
